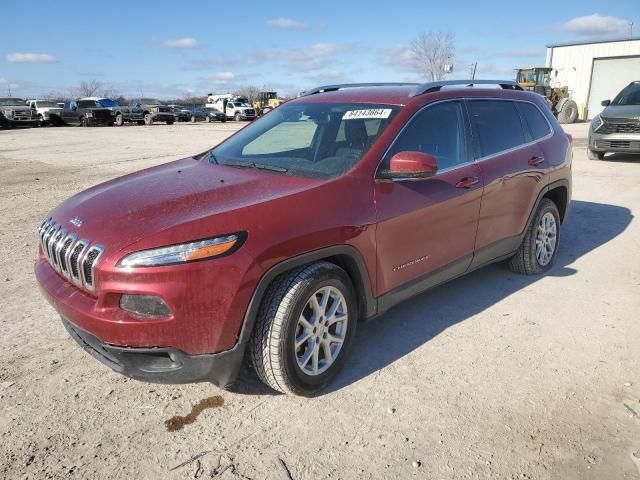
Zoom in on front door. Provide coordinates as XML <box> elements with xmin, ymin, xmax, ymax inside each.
<box><xmin>374</xmin><ymin>100</ymin><xmax>483</xmax><ymax>299</ymax></box>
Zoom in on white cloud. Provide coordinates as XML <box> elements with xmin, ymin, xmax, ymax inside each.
<box><xmin>7</xmin><ymin>52</ymin><xmax>56</xmax><ymax>63</ymax></box>
<box><xmin>562</xmin><ymin>14</ymin><xmax>631</xmax><ymax>37</ymax></box>
<box><xmin>250</xmin><ymin>43</ymin><xmax>351</xmax><ymax>71</ymax></box>
<box><xmin>203</xmin><ymin>72</ymin><xmax>236</xmax><ymax>81</ymax></box>
<box><xmin>161</xmin><ymin>38</ymin><xmax>198</xmax><ymax>48</ymax></box>
<box><xmin>503</xmin><ymin>48</ymin><xmax>543</xmax><ymax>58</ymax></box>
<box><xmin>376</xmin><ymin>45</ymin><xmax>421</xmax><ymax>74</ymax></box>
<box><xmin>266</xmin><ymin>17</ymin><xmax>308</xmax><ymax>30</ymax></box>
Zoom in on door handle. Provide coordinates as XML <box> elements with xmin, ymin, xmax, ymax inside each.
<box><xmin>528</xmin><ymin>156</ymin><xmax>545</xmax><ymax>166</ymax></box>
<box><xmin>455</xmin><ymin>176</ymin><xmax>480</xmax><ymax>189</ymax></box>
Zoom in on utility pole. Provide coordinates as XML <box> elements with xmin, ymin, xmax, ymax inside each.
<box><xmin>630</xmin><ymin>22</ymin><xmax>634</xmax><ymax>38</ymax></box>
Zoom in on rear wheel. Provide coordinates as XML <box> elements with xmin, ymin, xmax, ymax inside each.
<box><xmin>166</xmin><ymin>119</ymin><xmax>174</xmax><ymax>125</ymax></box>
<box><xmin>190</xmin><ymin>115</ymin><xmax>196</xmax><ymax>123</ymax></box>
<box><xmin>250</xmin><ymin>262</ymin><xmax>357</xmax><ymax>396</ymax></box>
<box><xmin>508</xmin><ymin>198</ymin><xmax>560</xmax><ymax>275</ymax></box>
<box><xmin>115</xmin><ymin>113</ymin><xmax>124</xmax><ymax>126</ymax></box>
<box><xmin>205</xmin><ymin>115</ymin><xmax>211</xmax><ymax>123</ymax></box>
<box><xmin>588</xmin><ymin>149</ymin><xmax>605</xmax><ymax>160</ymax></box>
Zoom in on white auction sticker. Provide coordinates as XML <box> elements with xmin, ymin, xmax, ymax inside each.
<box><xmin>342</xmin><ymin>108</ymin><xmax>392</xmax><ymax>120</ymax></box>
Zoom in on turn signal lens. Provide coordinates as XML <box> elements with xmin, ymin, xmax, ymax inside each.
<box><xmin>186</xmin><ymin>238</ymin><xmax>237</xmax><ymax>261</ymax></box>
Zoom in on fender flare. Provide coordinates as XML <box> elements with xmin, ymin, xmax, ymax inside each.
<box><xmin>555</xmin><ymin>97</ymin><xmax>569</xmax><ymax>114</ymax></box>
<box><xmin>236</xmin><ymin>245</ymin><xmax>377</xmax><ymax>347</ymax></box>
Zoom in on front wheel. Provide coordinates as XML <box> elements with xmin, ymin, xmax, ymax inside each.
<box><xmin>144</xmin><ymin>113</ymin><xmax>153</xmax><ymax>126</ymax></box>
<box><xmin>234</xmin><ymin>112</ymin><xmax>241</xmax><ymax>122</ymax></box>
<box><xmin>205</xmin><ymin>116</ymin><xmax>211</xmax><ymax>123</ymax></box>
<box><xmin>508</xmin><ymin>198</ymin><xmax>560</xmax><ymax>275</ymax></box>
<box><xmin>80</xmin><ymin>116</ymin><xmax>89</xmax><ymax>127</ymax></box>
<box><xmin>588</xmin><ymin>149</ymin><xmax>605</xmax><ymax>160</ymax></box>
<box><xmin>250</xmin><ymin>262</ymin><xmax>357</xmax><ymax>396</ymax></box>
<box><xmin>166</xmin><ymin>119</ymin><xmax>174</xmax><ymax>125</ymax></box>
<box><xmin>115</xmin><ymin>113</ymin><xmax>124</xmax><ymax>126</ymax></box>
<box><xmin>190</xmin><ymin>115</ymin><xmax>196</xmax><ymax>123</ymax></box>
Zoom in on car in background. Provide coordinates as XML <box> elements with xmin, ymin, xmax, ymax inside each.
<box><xmin>0</xmin><ymin>97</ymin><xmax>39</xmax><ymax>128</ymax></box>
<box><xmin>168</xmin><ymin>105</ymin><xmax>191</xmax><ymax>122</ymax></box>
<box><xmin>189</xmin><ymin>106</ymin><xmax>227</xmax><ymax>123</ymax></box>
<box><xmin>223</xmin><ymin>100</ymin><xmax>257</xmax><ymax>121</ymax></box>
<box><xmin>131</xmin><ymin>99</ymin><xmax>175</xmax><ymax>125</ymax></box>
<box><xmin>60</xmin><ymin>99</ymin><xmax>114</xmax><ymax>127</ymax></box>
<box><xmin>26</xmin><ymin>99</ymin><xmax>64</xmax><ymax>126</ymax></box>
<box><xmin>589</xmin><ymin>81</ymin><xmax>640</xmax><ymax>160</ymax></box>
<box><xmin>79</xmin><ymin>97</ymin><xmax>145</xmax><ymax>126</ymax></box>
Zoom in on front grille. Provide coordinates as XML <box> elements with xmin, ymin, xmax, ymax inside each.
<box><xmin>13</xmin><ymin>110</ymin><xmax>33</xmax><ymax>119</ymax></box>
<box><xmin>38</xmin><ymin>218</ymin><xmax>104</xmax><ymax>292</ymax></box>
<box><xmin>245</xmin><ymin>110</ymin><xmax>255</xmax><ymax>115</ymax></box>
<box><xmin>92</xmin><ymin>110</ymin><xmax>111</xmax><ymax>121</ymax></box>
<box><xmin>599</xmin><ymin>117</ymin><xmax>640</xmax><ymax>134</ymax></box>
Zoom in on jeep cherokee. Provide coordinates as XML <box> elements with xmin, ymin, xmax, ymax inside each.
<box><xmin>35</xmin><ymin>80</ymin><xmax>572</xmax><ymax>396</ymax></box>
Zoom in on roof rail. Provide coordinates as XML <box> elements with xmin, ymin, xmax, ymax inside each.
<box><xmin>301</xmin><ymin>82</ymin><xmax>419</xmax><ymax>97</ymax></box>
<box><xmin>411</xmin><ymin>80</ymin><xmax>523</xmax><ymax>97</ymax></box>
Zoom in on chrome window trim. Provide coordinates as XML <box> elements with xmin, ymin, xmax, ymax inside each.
<box><xmin>467</xmin><ymin>98</ymin><xmax>554</xmax><ymax>163</ymax></box>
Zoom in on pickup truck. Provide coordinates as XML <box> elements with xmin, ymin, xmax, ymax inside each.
<box><xmin>78</xmin><ymin>97</ymin><xmax>144</xmax><ymax>126</ymax></box>
<box><xmin>0</xmin><ymin>97</ymin><xmax>39</xmax><ymax>128</ymax></box>
<box><xmin>134</xmin><ymin>99</ymin><xmax>175</xmax><ymax>125</ymax></box>
<box><xmin>60</xmin><ymin>100</ymin><xmax>114</xmax><ymax>127</ymax></box>
<box><xmin>26</xmin><ymin>99</ymin><xmax>64</xmax><ymax>126</ymax></box>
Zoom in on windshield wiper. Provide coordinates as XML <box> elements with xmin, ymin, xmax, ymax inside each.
<box><xmin>209</xmin><ymin>151</ymin><xmax>218</xmax><ymax>164</ymax></box>
<box><xmin>222</xmin><ymin>160</ymin><xmax>288</xmax><ymax>173</ymax></box>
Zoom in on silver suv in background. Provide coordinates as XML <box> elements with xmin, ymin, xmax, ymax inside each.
<box><xmin>589</xmin><ymin>81</ymin><xmax>640</xmax><ymax>160</ymax></box>
<box><xmin>26</xmin><ymin>99</ymin><xmax>64</xmax><ymax>125</ymax></box>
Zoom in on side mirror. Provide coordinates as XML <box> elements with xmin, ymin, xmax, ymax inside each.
<box><xmin>383</xmin><ymin>151</ymin><xmax>438</xmax><ymax>179</ymax></box>
<box><xmin>601</xmin><ymin>99</ymin><xmax>611</xmax><ymax>107</ymax></box>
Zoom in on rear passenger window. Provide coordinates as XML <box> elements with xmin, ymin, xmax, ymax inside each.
<box><xmin>517</xmin><ymin>102</ymin><xmax>552</xmax><ymax>140</ymax></box>
<box><xmin>384</xmin><ymin>101</ymin><xmax>466</xmax><ymax>170</ymax></box>
<box><xmin>468</xmin><ymin>100</ymin><xmax>525</xmax><ymax>157</ymax></box>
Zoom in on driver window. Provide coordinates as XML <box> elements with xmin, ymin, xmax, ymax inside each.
<box><xmin>384</xmin><ymin>101</ymin><xmax>466</xmax><ymax>171</ymax></box>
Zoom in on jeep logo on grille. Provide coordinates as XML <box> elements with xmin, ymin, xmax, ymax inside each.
<box><xmin>69</xmin><ymin>217</ymin><xmax>83</xmax><ymax>227</ymax></box>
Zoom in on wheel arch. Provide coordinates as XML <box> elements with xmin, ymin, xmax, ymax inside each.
<box><xmin>544</xmin><ymin>184</ymin><xmax>569</xmax><ymax>223</ymax></box>
<box><xmin>238</xmin><ymin>245</ymin><xmax>376</xmax><ymax>346</ymax></box>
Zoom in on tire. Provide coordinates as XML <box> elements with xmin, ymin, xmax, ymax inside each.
<box><xmin>137</xmin><ymin>120</ymin><xmax>144</xmax><ymax>126</ymax></box>
<box><xmin>115</xmin><ymin>113</ymin><xmax>124</xmax><ymax>126</ymax></box>
<box><xmin>588</xmin><ymin>149</ymin><xmax>605</xmax><ymax>160</ymax></box>
<box><xmin>557</xmin><ymin>99</ymin><xmax>578</xmax><ymax>124</ymax></box>
<box><xmin>508</xmin><ymin>198</ymin><xmax>561</xmax><ymax>275</ymax></box>
<box><xmin>190</xmin><ymin>116</ymin><xmax>196</xmax><ymax>123</ymax></box>
<box><xmin>144</xmin><ymin>113</ymin><xmax>153</xmax><ymax>126</ymax></box>
<box><xmin>221</xmin><ymin>117</ymin><xmax>227</xmax><ymax>123</ymax></box>
<box><xmin>205</xmin><ymin>115</ymin><xmax>211</xmax><ymax>123</ymax></box>
<box><xmin>81</xmin><ymin>117</ymin><xmax>88</xmax><ymax>127</ymax></box>
<box><xmin>166</xmin><ymin>119</ymin><xmax>174</xmax><ymax>125</ymax></box>
<box><xmin>234</xmin><ymin>112</ymin><xmax>241</xmax><ymax>122</ymax></box>
<box><xmin>250</xmin><ymin>262</ymin><xmax>357</xmax><ymax>396</ymax></box>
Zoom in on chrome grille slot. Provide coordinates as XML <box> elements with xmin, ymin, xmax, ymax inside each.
<box><xmin>51</xmin><ymin>229</ymin><xmax>67</xmax><ymax>270</ymax></box>
<box><xmin>69</xmin><ymin>240</ymin><xmax>89</xmax><ymax>285</ymax></box>
<box><xmin>82</xmin><ymin>245</ymin><xmax>104</xmax><ymax>290</ymax></box>
<box><xmin>58</xmin><ymin>234</ymin><xmax>76</xmax><ymax>275</ymax></box>
<box><xmin>45</xmin><ymin>224</ymin><xmax>61</xmax><ymax>262</ymax></box>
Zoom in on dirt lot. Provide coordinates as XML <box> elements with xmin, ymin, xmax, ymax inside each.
<box><xmin>1</xmin><ymin>122</ymin><xmax>639</xmax><ymax>480</ymax></box>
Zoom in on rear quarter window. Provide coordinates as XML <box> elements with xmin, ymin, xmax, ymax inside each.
<box><xmin>517</xmin><ymin>102</ymin><xmax>552</xmax><ymax>140</ymax></box>
<box><xmin>468</xmin><ymin>100</ymin><xmax>526</xmax><ymax>157</ymax></box>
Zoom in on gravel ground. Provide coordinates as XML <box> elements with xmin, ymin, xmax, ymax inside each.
<box><xmin>0</xmin><ymin>122</ymin><xmax>639</xmax><ymax>480</ymax></box>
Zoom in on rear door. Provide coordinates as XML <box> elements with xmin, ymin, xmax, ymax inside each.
<box><xmin>374</xmin><ymin>100</ymin><xmax>483</xmax><ymax>297</ymax></box>
<box><xmin>467</xmin><ymin>99</ymin><xmax>548</xmax><ymax>261</ymax></box>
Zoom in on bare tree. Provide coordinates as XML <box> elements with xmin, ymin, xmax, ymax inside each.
<box><xmin>234</xmin><ymin>85</ymin><xmax>261</xmax><ymax>104</ymax></box>
<box><xmin>77</xmin><ymin>79</ymin><xmax>103</xmax><ymax>97</ymax></box>
<box><xmin>100</xmin><ymin>85</ymin><xmax>120</xmax><ymax>99</ymax></box>
<box><xmin>410</xmin><ymin>31</ymin><xmax>455</xmax><ymax>81</ymax></box>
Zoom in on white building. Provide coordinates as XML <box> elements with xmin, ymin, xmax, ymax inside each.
<box><xmin>545</xmin><ymin>37</ymin><xmax>640</xmax><ymax>120</ymax></box>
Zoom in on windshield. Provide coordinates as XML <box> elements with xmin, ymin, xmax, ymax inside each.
<box><xmin>36</xmin><ymin>101</ymin><xmax>60</xmax><ymax>107</ymax></box>
<box><xmin>0</xmin><ymin>98</ymin><xmax>26</xmax><ymax>106</ymax></box>
<box><xmin>97</xmin><ymin>98</ymin><xmax>119</xmax><ymax>107</ymax></box>
<box><xmin>211</xmin><ymin>102</ymin><xmax>400</xmax><ymax>179</ymax></box>
<box><xmin>611</xmin><ymin>84</ymin><xmax>640</xmax><ymax>106</ymax></box>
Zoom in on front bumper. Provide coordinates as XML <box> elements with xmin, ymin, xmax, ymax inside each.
<box><xmin>62</xmin><ymin>316</ymin><xmax>244</xmax><ymax>386</ymax></box>
<box><xmin>151</xmin><ymin>113</ymin><xmax>175</xmax><ymax>122</ymax></box>
<box><xmin>589</xmin><ymin>131</ymin><xmax>640</xmax><ymax>153</ymax></box>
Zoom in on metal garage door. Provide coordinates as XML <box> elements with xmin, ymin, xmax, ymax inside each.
<box><xmin>587</xmin><ymin>56</ymin><xmax>640</xmax><ymax>119</ymax></box>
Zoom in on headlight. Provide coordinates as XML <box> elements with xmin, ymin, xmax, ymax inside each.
<box><xmin>86</xmin><ymin>112</ymin><xmax>93</xmax><ymax>118</ymax></box>
<box><xmin>591</xmin><ymin>115</ymin><xmax>603</xmax><ymax>132</ymax></box>
<box><xmin>5</xmin><ymin>110</ymin><xmax>14</xmax><ymax>118</ymax></box>
<box><xmin>117</xmin><ymin>233</ymin><xmax>244</xmax><ymax>268</ymax></box>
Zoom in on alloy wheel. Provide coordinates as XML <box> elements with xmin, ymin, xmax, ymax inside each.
<box><xmin>535</xmin><ymin>212</ymin><xmax>557</xmax><ymax>266</ymax></box>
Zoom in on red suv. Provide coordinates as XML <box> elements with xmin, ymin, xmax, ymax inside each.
<box><xmin>36</xmin><ymin>81</ymin><xmax>572</xmax><ymax>395</ymax></box>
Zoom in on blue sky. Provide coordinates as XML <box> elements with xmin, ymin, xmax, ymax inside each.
<box><xmin>2</xmin><ymin>0</ymin><xmax>638</xmax><ymax>99</ymax></box>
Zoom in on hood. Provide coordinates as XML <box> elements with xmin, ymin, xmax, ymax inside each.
<box><xmin>601</xmin><ymin>105</ymin><xmax>640</xmax><ymax>119</ymax></box>
<box><xmin>40</xmin><ymin>107</ymin><xmax>63</xmax><ymax>113</ymax></box>
<box><xmin>2</xmin><ymin>105</ymin><xmax>31</xmax><ymax>111</ymax></box>
<box><xmin>48</xmin><ymin>157</ymin><xmax>322</xmax><ymax>254</ymax></box>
